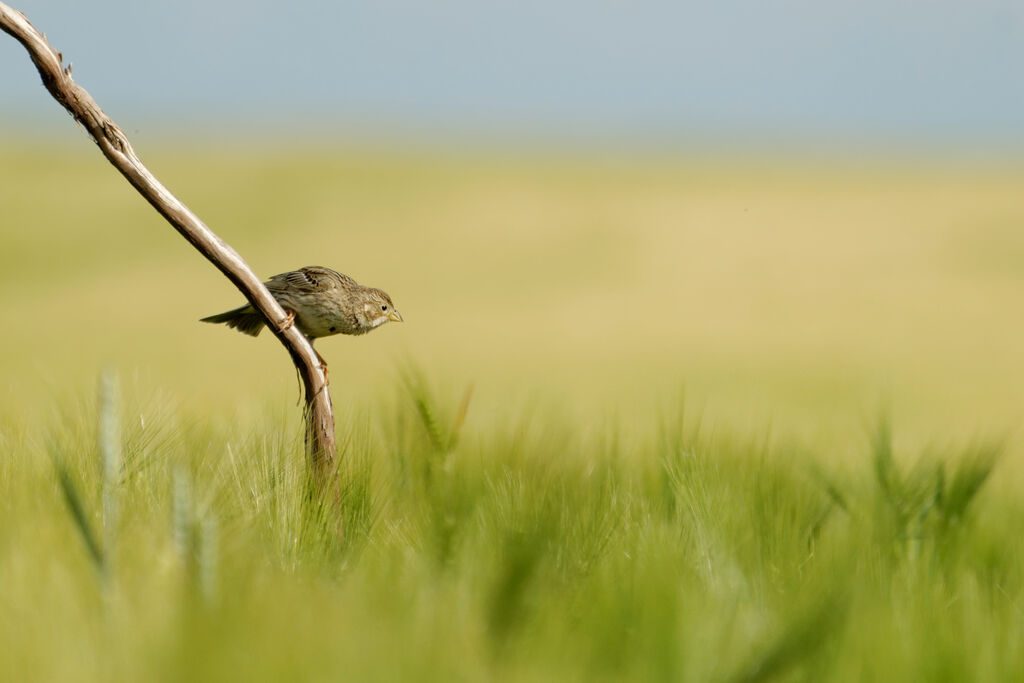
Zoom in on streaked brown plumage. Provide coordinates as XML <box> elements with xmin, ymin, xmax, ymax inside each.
<box><xmin>200</xmin><ymin>266</ymin><xmax>403</xmax><ymax>340</ymax></box>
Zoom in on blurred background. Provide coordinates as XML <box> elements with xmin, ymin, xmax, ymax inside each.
<box><xmin>3</xmin><ymin>1</ymin><xmax>1024</xmax><ymax>151</ymax></box>
<box><xmin>2</xmin><ymin>0</ymin><xmax>1023</xmax><ymax>464</ymax></box>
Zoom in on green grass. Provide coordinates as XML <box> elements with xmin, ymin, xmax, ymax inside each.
<box><xmin>3</xmin><ymin>142</ymin><xmax>1024</xmax><ymax>679</ymax></box>
<box><xmin>1</xmin><ymin>377</ymin><xmax>1021</xmax><ymax>681</ymax></box>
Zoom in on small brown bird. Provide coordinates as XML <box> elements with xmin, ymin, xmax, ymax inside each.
<box><xmin>201</xmin><ymin>266</ymin><xmax>403</xmax><ymax>341</ymax></box>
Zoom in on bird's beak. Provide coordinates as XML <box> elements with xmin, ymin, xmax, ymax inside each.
<box><xmin>389</xmin><ymin>310</ymin><xmax>404</xmax><ymax>323</ymax></box>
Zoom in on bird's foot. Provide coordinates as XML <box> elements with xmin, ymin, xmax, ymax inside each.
<box><xmin>277</xmin><ymin>310</ymin><xmax>296</xmax><ymax>333</ymax></box>
<box><xmin>309</xmin><ymin>362</ymin><xmax>330</xmax><ymax>401</ymax></box>
<box><xmin>314</xmin><ymin>348</ymin><xmax>329</xmax><ymax>385</ymax></box>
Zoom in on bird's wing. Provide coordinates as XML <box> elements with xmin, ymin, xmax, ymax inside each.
<box><xmin>267</xmin><ymin>268</ymin><xmax>327</xmax><ymax>293</ymax></box>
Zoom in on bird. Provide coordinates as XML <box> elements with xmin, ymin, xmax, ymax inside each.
<box><xmin>200</xmin><ymin>266</ymin><xmax>403</xmax><ymax>343</ymax></box>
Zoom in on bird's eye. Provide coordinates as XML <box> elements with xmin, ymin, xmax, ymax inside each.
<box><xmin>381</xmin><ymin>305</ymin><xmax>388</xmax><ymax>311</ymax></box>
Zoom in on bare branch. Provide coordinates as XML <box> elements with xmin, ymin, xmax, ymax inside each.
<box><xmin>0</xmin><ymin>3</ymin><xmax>337</xmax><ymax>481</ymax></box>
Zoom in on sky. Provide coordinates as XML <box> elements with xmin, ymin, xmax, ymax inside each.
<box><xmin>1</xmin><ymin>0</ymin><xmax>1022</xmax><ymax>150</ymax></box>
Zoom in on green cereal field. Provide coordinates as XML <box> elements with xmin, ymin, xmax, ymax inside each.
<box><xmin>2</xmin><ymin>140</ymin><xmax>1023</xmax><ymax>681</ymax></box>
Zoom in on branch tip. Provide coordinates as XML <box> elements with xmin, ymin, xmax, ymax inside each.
<box><xmin>0</xmin><ymin>0</ymin><xmax>337</xmax><ymax>479</ymax></box>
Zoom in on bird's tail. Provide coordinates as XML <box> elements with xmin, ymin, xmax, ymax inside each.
<box><xmin>200</xmin><ymin>304</ymin><xmax>266</xmax><ymax>337</ymax></box>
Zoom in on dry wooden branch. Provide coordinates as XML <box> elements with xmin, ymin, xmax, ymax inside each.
<box><xmin>0</xmin><ymin>3</ymin><xmax>337</xmax><ymax>483</ymax></box>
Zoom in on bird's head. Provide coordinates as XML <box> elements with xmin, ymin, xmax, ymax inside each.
<box><xmin>360</xmin><ymin>287</ymin><xmax>403</xmax><ymax>332</ymax></box>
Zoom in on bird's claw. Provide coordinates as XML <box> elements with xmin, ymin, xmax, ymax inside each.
<box><xmin>277</xmin><ymin>310</ymin><xmax>296</xmax><ymax>333</ymax></box>
<box><xmin>314</xmin><ymin>349</ymin><xmax>329</xmax><ymax>385</ymax></box>
<box><xmin>310</xmin><ymin>360</ymin><xmax>330</xmax><ymax>401</ymax></box>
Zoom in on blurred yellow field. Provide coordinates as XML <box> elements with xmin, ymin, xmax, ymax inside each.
<box><xmin>2</xmin><ymin>142</ymin><xmax>1023</xmax><ymax>468</ymax></box>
